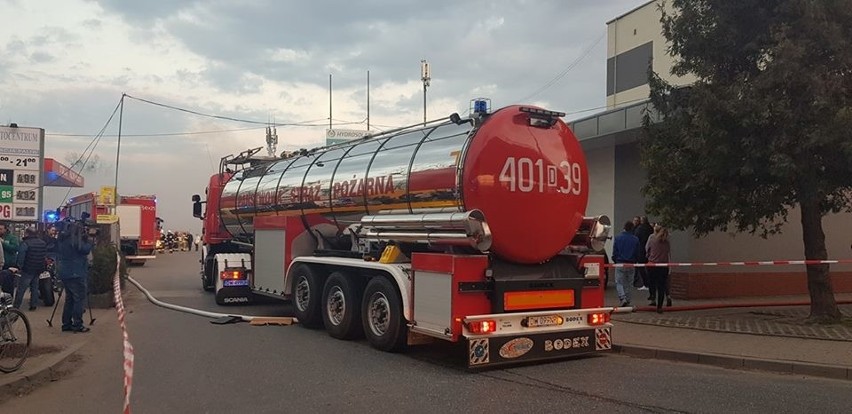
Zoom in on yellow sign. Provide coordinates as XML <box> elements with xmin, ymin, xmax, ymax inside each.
<box><xmin>96</xmin><ymin>214</ymin><xmax>118</xmax><ymax>224</ymax></box>
<box><xmin>99</xmin><ymin>186</ymin><xmax>116</xmax><ymax>206</ymax></box>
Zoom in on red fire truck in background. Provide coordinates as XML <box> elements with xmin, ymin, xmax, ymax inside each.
<box><xmin>61</xmin><ymin>193</ymin><xmax>159</xmax><ymax>265</ymax></box>
<box><xmin>117</xmin><ymin>195</ymin><xmax>158</xmax><ymax>265</ymax></box>
<box><xmin>192</xmin><ymin>103</ymin><xmax>622</xmax><ymax>367</ymax></box>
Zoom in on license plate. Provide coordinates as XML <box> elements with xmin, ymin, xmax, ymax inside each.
<box><xmin>39</xmin><ymin>272</ymin><xmax>52</xmax><ymax>280</ymax></box>
<box><xmin>223</xmin><ymin>279</ymin><xmax>249</xmax><ymax>287</ymax></box>
<box><xmin>523</xmin><ymin>315</ymin><xmax>564</xmax><ymax>328</ymax></box>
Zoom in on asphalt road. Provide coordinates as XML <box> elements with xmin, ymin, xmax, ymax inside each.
<box><xmin>5</xmin><ymin>250</ymin><xmax>852</xmax><ymax>413</ymax></box>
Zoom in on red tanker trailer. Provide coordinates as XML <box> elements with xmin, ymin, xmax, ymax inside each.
<box><xmin>193</xmin><ymin>102</ymin><xmax>622</xmax><ymax>367</ymax></box>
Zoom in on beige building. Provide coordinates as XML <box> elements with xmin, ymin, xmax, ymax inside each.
<box><xmin>606</xmin><ymin>0</ymin><xmax>695</xmax><ymax>109</ymax></box>
<box><xmin>572</xmin><ymin>1</ymin><xmax>852</xmax><ymax>299</ymax></box>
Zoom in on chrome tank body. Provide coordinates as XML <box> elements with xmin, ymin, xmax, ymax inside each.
<box><xmin>219</xmin><ymin>120</ymin><xmax>471</xmax><ymax>237</ymax></box>
<box><xmin>218</xmin><ymin>105</ymin><xmax>590</xmax><ymax>264</ymax></box>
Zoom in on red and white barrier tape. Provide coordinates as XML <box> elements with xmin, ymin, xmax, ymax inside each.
<box><xmin>113</xmin><ymin>253</ymin><xmax>134</xmax><ymax>414</ymax></box>
<box><xmin>603</xmin><ymin>259</ymin><xmax>852</xmax><ymax>268</ymax></box>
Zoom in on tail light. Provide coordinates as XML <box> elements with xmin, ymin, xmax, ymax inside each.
<box><xmin>466</xmin><ymin>320</ymin><xmax>497</xmax><ymax>334</ymax></box>
<box><xmin>220</xmin><ymin>269</ymin><xmax>245</xmax><ymax>280</ymax></box>
<box><xmin>587</xmin><ymin>312</ymin><xmax>611</xmax><ymax>326</ymax></box>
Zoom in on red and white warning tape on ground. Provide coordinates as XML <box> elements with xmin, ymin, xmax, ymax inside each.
<box><xmin>604</xmin><ymin>259</ymin><xmax>852</xmax><ymax>268</ymax></box>
<box><xmin>113</xmin><ymin>253</ymin><xmax>134</xmax><ymax>414</ymax></box>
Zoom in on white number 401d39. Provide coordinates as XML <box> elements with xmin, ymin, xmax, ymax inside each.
<box><xmin>498</xmin><ymin>157</ymin><xmax>581</xmax><ymax>195</ymax></box>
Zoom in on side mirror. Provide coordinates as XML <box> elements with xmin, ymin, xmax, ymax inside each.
<box><xmin>192</xmin><ymin>194</ymin><xmax>204</xmax><ymax>219</ymax></box>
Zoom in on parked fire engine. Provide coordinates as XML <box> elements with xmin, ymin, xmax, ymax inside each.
<box><xmin>62</xmin><ymin>193</ymin><xmax>159</xmax><ymax>265</ymax></box>
<box><xmin>193</xmin><ymin>103</ymin><xmax>621</xmax><ymax>367</ymax></box>
<box><xmin>117</xmin><ymin>195</ymin><xmax>159</xmax><ymax>265</ymax></box>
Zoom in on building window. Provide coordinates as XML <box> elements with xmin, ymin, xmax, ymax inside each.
<box><xmin>606</xmin><ymin>41</ymin><xmax>653</xmax><ymax>96</ymax></box>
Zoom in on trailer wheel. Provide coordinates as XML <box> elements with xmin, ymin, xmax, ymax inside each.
<box><xmin>321</xmin><ymin>272</ymin><xmax>364</xmax><ymax>340</ymax></box>
<box><xmin>291</xmin><ymin>264</ymin><xmax>323</xmax><ymax>328</ymax></box>
<box><xmin>361</xmin><ymin>277</ymin><xmax>407</xmax><ymax>352</ymax></box>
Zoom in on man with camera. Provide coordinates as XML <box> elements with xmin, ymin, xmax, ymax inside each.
<box><xmin>14</xmin><ymin>227</ymin><xmax>47</xmax><ymax>310</ymax></box>
<box><xmin>56</xmin><ymin>219</ymin><xmax>94</xmax><ymax>333</ymax></box>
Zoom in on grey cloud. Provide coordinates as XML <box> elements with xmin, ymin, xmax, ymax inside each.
<box><xmin>30</xmin><ymin>51</ymin><xmax>55</xmax><ymax>63</ymax></box>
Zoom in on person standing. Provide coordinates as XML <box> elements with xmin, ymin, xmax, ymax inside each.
<box><xmin>0</xmin><ymin>222</ymin><xmax>19</xmax><ymax>271</ymax></box>
<box><xmin>40</xmin><ymin>226</ymin><xmax>59</xmax><ymax>306</ymax></box>
<box><xmin>194</xmin><ymin>234</ymin><xmax>201</xmax><ymax>252</ymax></box>
<box><xmin>14</xmin><ymin>227</ymin><xmax>47</xmax><ymax>310</ymax></box>
<box><xmin>646</xmin><ymin>224</ymin><xmax>672</xmax><ymax>313</ymax></box>
<box><xmin>0</xmin><ymin>223</ymin><xmax>19</xmax><ymax>296</ymax></box>
<box><xmin>57</xmin><ymin>222</ymin><xmax>94</xmax><ymax>333</ymax></box>
<box><xmin>612</xmin><ymin>221</ymin><xmax>640</xmax><ymax>307</ymax></box>
<box><xmin>633</xmin><ymin>216</ymin><xmax>655</xmax><ymax>293</ymax></box>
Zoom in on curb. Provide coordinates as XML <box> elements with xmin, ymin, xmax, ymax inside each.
<box><xmin>613</xmin><ymin>343</ymin><xmax>852</xmax><ymax>381</ymax></box>
<box><xmin>0</xmin><ymin>341</ymin><xmax>86</xmax><ymax>404</ymax></box>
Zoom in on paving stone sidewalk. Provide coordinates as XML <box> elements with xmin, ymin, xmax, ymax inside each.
<box><xmin>613</xmin><ymin>304</ymin><xmax>852</xmax><ymax>342</ymax></box>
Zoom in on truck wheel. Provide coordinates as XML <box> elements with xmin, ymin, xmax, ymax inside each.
<box><xmin>321</xmin><ymin>272</ymin><xmax>364</xmax><ymax>340</ymax></box>
<box><xmin>361</xmin><ymin>277</ymin><xmax>407</xmax><ymax>352</ymax></box>
<box><xmin>291</xmin><ymin>264</ymin><xmax>323</xmax><ymax>328</ymax></box>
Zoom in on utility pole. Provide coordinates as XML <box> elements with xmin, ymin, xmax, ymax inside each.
<box><xmin>114</xmin><ymin>93</ymin><xmax>124</xmax><ymax>211</ymax></box>
<box><xmin>421</xmin><ymin>60</ymin><xmax>430</xmax><ymax>126</ymax></box>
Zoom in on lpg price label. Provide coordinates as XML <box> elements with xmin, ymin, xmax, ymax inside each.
<box><xmin>0</xmin><ymin>204</ymin><xmax>12</xmax><ymax>220</ymax></box>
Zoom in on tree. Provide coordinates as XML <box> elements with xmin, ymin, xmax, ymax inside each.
<box><xmin>642</xmin><ymin>0</ymin><xmax>852</xmax><ymax>322</ymax></box>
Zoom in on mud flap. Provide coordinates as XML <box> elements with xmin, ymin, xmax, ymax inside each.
<box><xmin>466</xmin><ymin>327</ymin><xmax>612</xmax><ymax>368</ymax></box>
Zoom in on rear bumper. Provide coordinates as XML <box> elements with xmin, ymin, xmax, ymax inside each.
<box><xmin>467</xmin><ymin>326</ymin><xmax>612</xmax><ymax>368</ymax></box>
<box><xmin>126</xmin><ymin>255</ymin><xmax>156</xmax><ymax>260</ymax></box>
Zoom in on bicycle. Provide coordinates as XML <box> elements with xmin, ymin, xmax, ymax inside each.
<box><xmin>0</xmin><ymin>292</ymin><xmax>31</xmax><ymax>373</ymax></box>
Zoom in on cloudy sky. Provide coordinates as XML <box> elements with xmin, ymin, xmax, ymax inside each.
<box><xmin>0</xmin><ymin>0</ymin><xmax>648</xmax><ymax>233</ymax></box>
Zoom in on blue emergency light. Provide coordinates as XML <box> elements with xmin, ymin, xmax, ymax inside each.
<box><xmin>43</xmin><ymin>209</ymin><xmax>59</xmax><ymax>223</ymax></box>
<box><xmin>473</xmin><ymin>99</ymin><xmax>489</xmax><ymax>114</ymax></box>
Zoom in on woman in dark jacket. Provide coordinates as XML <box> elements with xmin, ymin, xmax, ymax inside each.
<box><xmin>645</xmin><ymin>225</ymin><xmax>672</xmax><ymax>313</ymax></box>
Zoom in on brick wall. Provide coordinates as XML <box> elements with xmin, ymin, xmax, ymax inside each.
<box><xmin>669</xmin><ymin>271</ymin><xmax>852</xmax><ymax>299</ymax></box>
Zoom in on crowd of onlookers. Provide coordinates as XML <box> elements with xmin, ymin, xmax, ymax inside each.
<box><xmin>611</xmin><ymin>216</ymin><xmax>672</xmax><ymax>312</ymax></box>
<box><xmin>0</xmin><ymin>221</ymin><xmax>94</xmax><ymax>333</ymax></box>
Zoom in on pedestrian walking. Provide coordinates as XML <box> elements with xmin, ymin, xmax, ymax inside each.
<box><xmin>612</xmin><ymin>221</ymin><xmax>640</xmax><ymax>307</ymax></box>
<box><xmin>633</xmin><ymin>216</ymin><xmax>654</xmax><ymax>292</ymax></box>
<box><xmin>57</xmin><ymin>221</ymin><xmax>94</xmax><ymax>333</ymax></box>
<box><xmin>646</xmin><ymin>224</ymin><xmax>672</xmax><ymax>313</ymax></box>
<box><xmin>194</xmin><ymin>234</ymin><xmax>201</xmax><ymax>252</ymax></box>
<box><xmin>14</xmin><ymin>227</ymin><xmax>47</xmax><ymax>310</ymax></box>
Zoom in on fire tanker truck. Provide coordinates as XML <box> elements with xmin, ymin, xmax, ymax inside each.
<box><xmin>192</xmin><ymin>102</ymin><xmax>621</xmax><ymax>367</ymax></box>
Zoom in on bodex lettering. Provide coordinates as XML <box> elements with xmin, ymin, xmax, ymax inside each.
<box><xmin>544</xmin><ymin>336</ymin><xmax>590</xmax><ymax>352</ymax></box>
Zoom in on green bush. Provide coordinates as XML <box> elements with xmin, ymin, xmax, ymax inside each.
<box><xmin>89</xmin><ymin>244</ymin><xmax>123</xmax><ymax>295</ymax></box>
